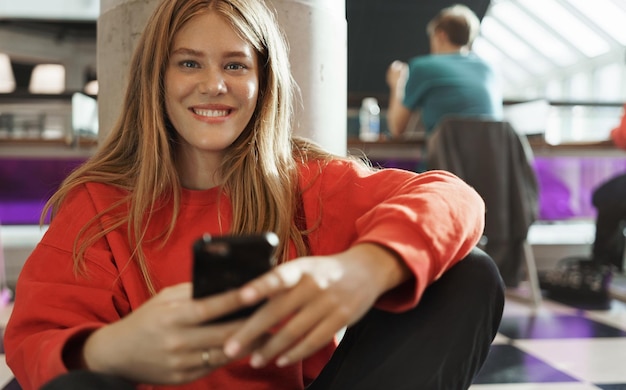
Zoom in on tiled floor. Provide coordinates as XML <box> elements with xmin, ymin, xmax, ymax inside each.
<box><xmin>1</xmin><ymin>292</ymin><xmax>625</xmax><ymax>389</ymax></box>
<box><xmin>470</xmin><ymin>292</ymin><xmax>626</xmax><ymax>390</ymax></box>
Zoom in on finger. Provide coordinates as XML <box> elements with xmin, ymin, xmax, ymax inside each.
<box><xmin>277</xmin><ymin>315</ymin><xmax>346</xmax><ymax>368</ymax></box>
<box><xmin>169</xmin><ymin>288</ymin><xmax>250</xmax><ymax>326</ymax></box>
<box><xmin>181</xmin><ymin>319</ymin><xmax>243</xmax><ymax>349</ymax></box>
<box><xmin>223</xmin><ymin>331</ymin><xmax>272</xmax><ymax>360</ymax></box>
<box><xmin>195</xmin><ymin>347</ymin><xmax>231</xmax><ymax>368</ymax></box>
<box><xmin>165</xmin><ymin>348</ymin><xmax>230</xmax><ymax>383</ymax></box>
<box><xmin>168</xmin><ymin>348</ymin><xmax>232</xmax><ymax>375</ymax></box>
<box><xmin>238</xmin><ymin>261</ymin><xmax>307</xmax><ymax>305</ymax></box>
<box><xmin>223</xmin><ymin>286</ymin><xmax>305</xmax><ymax>358</ymax></box>
<box><xmin>249</xmin><ymin>295</ymin><xmax>343</xmax><ymax>368</ymax></box>
<box><xmin>157</xmin><ymin>283</ymin><xmax>193</xmax><ymax>303</ymax></box>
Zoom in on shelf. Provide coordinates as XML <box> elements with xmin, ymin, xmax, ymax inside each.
<box><xmin>0</xmin><ymin>138</ymin><xmax>97</xmax><ymax>158</ymax></box>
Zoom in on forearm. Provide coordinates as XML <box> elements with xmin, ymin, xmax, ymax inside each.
<box><xmin>342</xmin><ymin>243</ymin><xmax>412</xmax><ymax>296</ymax></box>
<box><xmin>385</xmin><ymin>61</ymin><xmax>411</xmax><ymax>137</ymax></box>
<box><xmin>387</xmin><ymin>93</ymin><xmax>407</xmax><ymax>137</ymax></box>
<box><xmin>386</xmin><ymin>79</ymin><xmax>413</xmax><ymax>138</ymax></box>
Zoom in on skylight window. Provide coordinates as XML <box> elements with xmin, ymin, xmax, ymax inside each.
<box><xmin>479</xmin><ymin>18</ymin><xmax>552</xmax><ymax>75</ymax></box>
<box><xmin>521</xmin><ymin>0</ymin><xmax>610</xmax><ymax>58</ymax></box>
<box><xmin>566</xmin><ymin>0</ymin><xmax>626</xmax><ymax>46</ymax></box>
<box><xmin>489</xmin><ymin>1</ymin><xmax>578</xmax><ymax>67</ymax></box>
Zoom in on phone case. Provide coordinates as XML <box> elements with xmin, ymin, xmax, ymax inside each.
<box><xmin>192</xmin><ymin>232</ymin><xmax>278</xmax><ymax>322</ymax></box>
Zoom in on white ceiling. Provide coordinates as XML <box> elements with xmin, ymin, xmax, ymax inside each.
<box><xmin>0</xmin><ymin>0</ymin><xmax>99</xmax><ymax>21</ymax></box>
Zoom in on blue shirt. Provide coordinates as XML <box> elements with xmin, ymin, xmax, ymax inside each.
<box><xmin>402</xmin><ymin>52</ymin><xmax>502</xmax><ymax>134</ymax></box>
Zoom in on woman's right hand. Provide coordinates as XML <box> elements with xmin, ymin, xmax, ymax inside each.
<box><xmin>80</xmin><ymin>282</ymin><xmax>253</xmax><ymax>384</ymax></box>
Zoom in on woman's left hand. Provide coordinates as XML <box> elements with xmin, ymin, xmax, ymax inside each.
<box><xmin>222</xmin><ymin>243</ymin><xmax>411</xmax><ymax>368</ymax></box>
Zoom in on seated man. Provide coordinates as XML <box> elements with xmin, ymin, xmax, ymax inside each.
<box><xmin>385</xmin><ymin>4</ymin><xmax>502</xmax><ymax>139</ymax></box>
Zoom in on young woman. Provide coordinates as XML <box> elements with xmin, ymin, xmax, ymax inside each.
<box><xmin>4</xmin><ymin>0</ymin><xmax>503</xmax><ymax>389</ymax></box>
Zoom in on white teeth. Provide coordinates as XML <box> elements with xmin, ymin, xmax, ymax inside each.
<box><xmin>193</xmin><ymin>108</ymin><xmax>228</xmax><ymax>117</ymax></box>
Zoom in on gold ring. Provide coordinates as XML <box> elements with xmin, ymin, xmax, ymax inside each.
<box><xmin>201</xmin><ymin>350</ymin><xmax>211</xmax><ymax>367</ymax></box>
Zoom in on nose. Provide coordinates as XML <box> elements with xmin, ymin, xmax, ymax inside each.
<box><xmin>198</xmin><ymin>70</ymin><xmax>227</xmax><ymax>95</ymax></box>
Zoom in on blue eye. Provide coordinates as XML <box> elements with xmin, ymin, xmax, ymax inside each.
<box><xmin>225</xmin><ymin>63</ymin><xmax>246</xmax><ymax>70</ymax></box>
<box><xmin>180</xmin><ymin>60</ymin><xmax>199</xmax><ymax>68</ymax></box>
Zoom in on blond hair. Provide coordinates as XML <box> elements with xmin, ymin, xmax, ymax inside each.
<box><xmin>426</xmin><ymin>4</ymin><xmax>480</xmax><ymax>47</ymax></box>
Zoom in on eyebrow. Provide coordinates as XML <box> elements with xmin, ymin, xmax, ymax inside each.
<box><xmin>171</xmin><ymin>47</ymin><xmax>254</xmax><ymax>59</ymax></box>
<box><xmin>171</xmin><ymin>47</ymin><xmax>204</xmax><ymax>57</ymax></box>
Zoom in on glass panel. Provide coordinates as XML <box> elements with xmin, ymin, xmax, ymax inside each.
<box><xmin>593</xmin><ymin>63</ymin><xmax>623</xmax><ymax>101</ymax></box>
<box><xmin>480</xmin><ymin>17</ymin><xmax>552</xmax><ymax>74</ymax></box>
<box><xmin>473</xmin><ymin>38</ymin><xmax>535</xmax><ymax>99</ymax></box>
<box><xmin>489</xmin><ymin>1</ymin><xmax>578</xmax><ymax>66</ymax></box>
<box><xmin>569</xmin><ymin>73</ymin><xmax>590</xmax><ymax>100</ymax></box>
<box><xmin>567</xmin><ymin>0</ymin><xmax>626</xmax><ymax>45</ymax></box>
<box><xmin>472</xmin><ymin>39</ymin><xmax>527</xmax><ymax>82</ymax></box>
<box><xmin>545</xmin><ymin>80</ymin><xmax>564</xmax><ymax>100</ymax></box>
<box><xmin>544</xmin><ymin>105</ymin><xmax>621</xmax><ymax>144</ymax></box>
<box><xmin>522</xmin><ymin>0</ymin><xmax>610</xmax><ymax>57</ymax></box>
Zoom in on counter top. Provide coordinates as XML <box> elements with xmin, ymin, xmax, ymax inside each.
<box><xmin>0</xmin><ymin>138</ymin><xmax>97</xmax><ymax>158</ymax></box>
<box><xmin>347</xmin><ymin>136</ymin><xmax>626</xmax><ymax>159</ymax></box>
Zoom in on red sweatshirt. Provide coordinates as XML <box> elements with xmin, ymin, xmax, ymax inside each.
<box><xmin>4</xmin><ymin>159</ymin><xmax>485</xmax><ymax>390</ymax></box>
<box><xmin>611</xmin><ymin>104</ymin><xmax>626</xmax><ymax>150</ymax></box>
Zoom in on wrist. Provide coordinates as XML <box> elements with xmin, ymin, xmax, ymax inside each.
<box><xmin>349</xmin><ymin>243</ymin><xmax>412</xmax><ymax>293</ymax></box>
<box><xmin>62</xmin><ymin>329</ymin><xmax>96</xmax><ymax>370</ymax></box>
<box><xmin>82</xmin><ymin>325</ymin><xmax>119</xmax><ymax>374</ymax></box>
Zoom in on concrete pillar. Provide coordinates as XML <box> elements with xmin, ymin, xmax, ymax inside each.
<box><xmin>98</xmin><ymin>0</ymin><xmax>347</xmax><ymax>155</ymax></box>
<box><xmin>268</xmin><ymin>0</ymin><xmax>347</xmax><ymax>156</ymax></box>
<box><xmin>98</xmin><ymin>0</ymin><xmax>159</xmax><ymax>138</ymax></box>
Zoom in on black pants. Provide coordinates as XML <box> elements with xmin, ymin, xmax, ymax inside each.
<box><xmin>592</xmin><ymin>173</ymin><xmax>626</xmax><ymax>271</ymax></box>
<box><xmin>41</xmin><ymin>248</ymin><xmax>505</xmax><ymax>390</ymax></box>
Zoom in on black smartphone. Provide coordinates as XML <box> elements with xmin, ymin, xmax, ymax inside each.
<box><xmin>192</xmin><ymin>232</ymin><xmax>279</xmax><ymax>323</ymax></box>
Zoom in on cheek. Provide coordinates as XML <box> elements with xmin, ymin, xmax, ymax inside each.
<box><xmin>164</xmin><ymin>71</ymin><xmax>190</xmax><ymax>100</ymax></box>
<box><xmin>163</xmin><ymin>74</ymin><xmax>175</xmax><ymax>112</ymax></box>
<box><xmin>163</xmin><ymin>91</ymin><xmax>176</xmax><ymax>124</ymax></box>
<box><xmin>244</xmin><ymin>79</ymin><xmax>259</xmax><ymax>107</ymax></box>
<box><xmin>164</xmin><ymin>75</ymin><xmax>189</xmax><ymax>118</ymax></box>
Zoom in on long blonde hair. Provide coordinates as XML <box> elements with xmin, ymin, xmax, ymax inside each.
<box><xmin>43</xmin><ymin>0</ymin><xmax>332</xmax><ymax>294</ymax></box>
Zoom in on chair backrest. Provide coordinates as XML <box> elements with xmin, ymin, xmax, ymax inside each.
<box><xmin>426</xmin><ymin>117</ymin><xmax>540</xmax><ymax>285</ymax></box>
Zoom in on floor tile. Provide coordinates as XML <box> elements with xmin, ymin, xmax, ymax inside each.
<box><xmin>470</xmin><ymin>384</ymin><xmax>602</xmax><ymax>389</ymax></box>
<box><xmin>585</xmin><ymin>300</ymin><xmax>626</xmax><ymax>331</ymax></box>
<box><xmin>0</xmin><ymin>357</ymin><xmax>14</xmax><ymax>389</ymax></box>
<box><xmin>473</xmin><ymin>344</ymin><xmax>579</xmax><ymax>384</ymax></box>
<box><xmin>514</xmin><ymin>338</ymin><xmax>626</xmax><ymax>384</ymax></box>
<box><xmin>596</xmin><ymin>385</ymin><xmax>626</xmax><ymax>390</ymax></box>
<box><xmin>498</xmin><ymin>314</ymin><xmax>626</xmax><ymax>340</ymax></box>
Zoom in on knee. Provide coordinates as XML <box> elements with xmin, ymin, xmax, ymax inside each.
<box><xmin>441</xmin><ymin>247</ymin><xmax>505</xmax><ymax>298</ymax></box>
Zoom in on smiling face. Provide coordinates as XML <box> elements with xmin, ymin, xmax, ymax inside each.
<box><xmin>165</xmin><ymin>11</ymin><xmax>259</xmax><ymax>188</ymax></box>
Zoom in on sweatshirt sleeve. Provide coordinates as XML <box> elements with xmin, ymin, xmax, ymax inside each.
<box><xmin>3</xmin><ymin>187</ymin><xmax>132</xmax><ymax>390</ymax></box>
<box><xmin>302</xmin><ymin>160</ymin><xmax>485</xmax><ymax>312</ymax></box>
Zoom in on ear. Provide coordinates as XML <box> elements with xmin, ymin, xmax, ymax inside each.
<box><xmin>429</xmin><ymin>30</ymin><xmax>445</xmax><ymax>53</ymax></box>
<box><xmin>434</xmin><ymin>29</ymin><xmax>449</xmax><ymax>45</ymax></box>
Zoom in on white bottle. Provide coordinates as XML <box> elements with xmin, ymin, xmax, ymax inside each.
<box><xmin>359</xmin><ymin>97</ymin><xmax>380</xmax><ymax>142</ymax></box>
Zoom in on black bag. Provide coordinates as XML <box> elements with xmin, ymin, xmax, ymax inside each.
<box><xmin>538</xmin><ymin>256</ymin><xmax>613</xmax><ymax>304</ymax></box>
